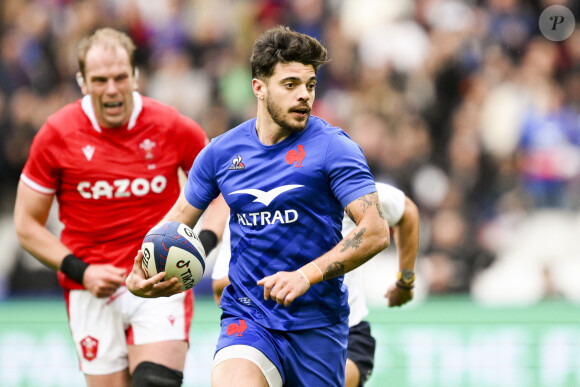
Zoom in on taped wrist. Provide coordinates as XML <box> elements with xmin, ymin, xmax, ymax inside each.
<box><xmin>60</xmin><ymin>254</ymin><xmax>89</xmax><ymax>284</ymax></box>
<box><xmin>198</xmin><ymin>229</ymin><xmax>218</xmax><ymax>255</ymax></box>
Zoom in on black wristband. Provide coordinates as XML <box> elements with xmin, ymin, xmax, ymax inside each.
<box><xmin>60</xmin><ymin>254</ymin><xmax>89</xmax><ymax>284</ymax></box>
<box><xmin>396</xmin><ymin>280</ymin><xmax>415</xmax><ymax>290</ymax></box>
<box><xmin>198</xmin><ymin>229</ymin><xmax>218</xmax><ymax>256</ymax></box>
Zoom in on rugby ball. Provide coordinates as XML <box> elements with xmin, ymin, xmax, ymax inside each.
<box><xmin>141</xmin><ymin>221</ymin><xmax>206</xmax><ymax>291</ymax></box>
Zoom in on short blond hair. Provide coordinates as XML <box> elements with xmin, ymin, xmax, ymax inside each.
<box><xmin>77</xmin><ymin>28</ymin><xmax>136</xmax><ymax>77</ymax></box>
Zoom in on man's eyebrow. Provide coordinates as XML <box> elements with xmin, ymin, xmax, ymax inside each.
<box><xmin>280</xmin><ymin>76</ymin><xmax>318</xmax><ymax>83</ymax></box>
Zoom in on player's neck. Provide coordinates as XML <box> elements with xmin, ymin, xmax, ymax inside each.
<box><xmin>100</xmin><ymin>120</ymin><xmax>130</xmax><ymax>132</ymax></box>
<box><xmin>255</xmin><ymin>111</ymin><xmax>290</xmax><ymax>146</ymax></box>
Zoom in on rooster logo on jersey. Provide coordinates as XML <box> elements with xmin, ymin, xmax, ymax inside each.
<box><xmin>228</xmin><ymin>154</ymin><xmax>245</xmax><ymax>170</ymax></box>
<box><xmin>226</xmin><ymin>319</ymin><xmax>247</xmax><ymax>337</ymax></box>
<box><xmin>286</xmin><ymin>145</ymin><xmax>305</xmax><ymax>167</ymax></box>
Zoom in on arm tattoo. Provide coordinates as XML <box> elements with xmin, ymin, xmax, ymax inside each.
<box><xmin>376</xmin><ymin>201</ymin><xmax>386</xmax><ymax>220</ymax></box>
<box><xmin>346</xmin><ymin>192</ymin><xmax>383</xmax><ymax>221</ymax></box>
<box><xmin>359</xmin><ymin>194</ymin><xmax>373</xmax><ymax>213</ymax></box>
<box><xmin>325</xmin><ymin>262</ymin><xmax>345</xmax><ymax>278</ymax></box>
<box><xmin>365</xmin><ymin>192</ymin><xmax>386</xmax><ymax>220</ymax></box>
<box><xmin>341</xmin><ymin>227</ymin><xmax>366</xmax><ymax>252</ymax></box>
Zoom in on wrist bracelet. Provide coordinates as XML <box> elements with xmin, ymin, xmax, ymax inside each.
<box><xmin>395</xmin><ymin>280</ymin><xmax>414</xmax><ymax>290</ymax></box>
<box><xmin>296</xmin><ymin>269</ymin><xmax>311</xmax><ymax>287</ymax></box>
<box><xmin>60</xmin><ymin>254</ymin><xmax>89</xmax><ymax>284</ymax></box>
<box><xmin>309</xmin><ymin>262</ymin><xmax>324</xmax><ymax>280</ymax></box>
<box><xmin>198</xmin><ymin>229</ymin><xmax>218</xmax><ymax>255</ymax></box>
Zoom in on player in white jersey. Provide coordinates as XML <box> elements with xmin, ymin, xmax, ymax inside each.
<box><xmin>211</xmin><ymin>182</ymin><xmax>419</xmax><ymax>386</ymax></box>
<box><xmin>14</xmin><ymin>28</ymin><xmax>209</xmax><ymax>386</ymax></box>
<box><xmin>342</xmin><ymin>183</ymin><xmax>419</xmax><ymax>386</ymax></box>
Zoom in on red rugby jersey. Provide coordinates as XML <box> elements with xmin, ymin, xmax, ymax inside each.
<box><xmin>21</xmin><ymin>93</ymin><xmax>208</xmax><ymax>290</ymax></box>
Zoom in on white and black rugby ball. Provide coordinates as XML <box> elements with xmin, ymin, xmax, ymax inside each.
<box><xmin>141</xmin><ymin>221</ymin><xmax>206</xmax><ymax>291</ymax></box>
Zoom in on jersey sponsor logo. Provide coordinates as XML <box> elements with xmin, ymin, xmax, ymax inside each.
<box><xmin>230</xmin><ymin>185</ymin><xmax>303</xmax><ymax>226</ymax></box>
<box><xmin>77</xmin><ymin>175</ymin><xmax>168</xmax><ymax>199</ymax></box>
<box><xmin>286</xmin><ymin>144</ymin><xmax>305</xmax><ymax>167</ymax></box>
<box><xmin>80</xmin><ymin>335</ymin><xmax>98</xmax><ymax>361</ymax></box>
<box><xmin>82</xmin><ymin>145</ymin><xmax>95</xmax><ymax>161</ymax></box>
<box><xmin>235</xmin><ymin>210</ymin><xmax>298</xmax><ymax>226</ymax></box>
<box><xmin>229</xmin><ymin>185</ymin><xmax>303</xmax><ymax>206</ymax></box>
<box><xmin>228</xmin><ymin>154</ymin><xmax>245</xmax><ymax>170</ymax></box>
<box><xmin>226</xmin><ymin>319</ymin><xmax>247</xmax><ymax>337</ymax></box>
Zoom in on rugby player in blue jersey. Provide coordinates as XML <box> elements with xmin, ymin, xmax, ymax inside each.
<box><xmin>127</xmin><ymin>25</ymin><xmax>390</xmax><ymax>387</ymax></box>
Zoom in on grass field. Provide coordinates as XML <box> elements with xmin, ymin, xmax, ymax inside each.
<box><xmin>1</xmin><ymin>295</ymin><xmax>579</xmax><ymax>387</ymax></box>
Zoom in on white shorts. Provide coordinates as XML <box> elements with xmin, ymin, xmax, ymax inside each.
<box><xmin>65</xmin><ymin>287</ymin><xmax>193</xmax><ymax>375</ymax></box>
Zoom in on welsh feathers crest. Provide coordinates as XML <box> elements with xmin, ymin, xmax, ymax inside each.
<box><xmin>139</xmin><ymin>138</ymin><xmax>157</xmax><ymax>160</ymax></box>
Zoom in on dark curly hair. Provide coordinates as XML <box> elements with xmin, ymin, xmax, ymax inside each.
<box><xmin>250</xmin><ymin>25</ymin><xmax>329</xmax><ymax>80</ymax></box>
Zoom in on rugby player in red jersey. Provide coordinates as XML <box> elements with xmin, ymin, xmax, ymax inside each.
<box><xmin>14</xmin><ymin>28</ymin><xmax>211</xmax><ymax>387</ymax></box>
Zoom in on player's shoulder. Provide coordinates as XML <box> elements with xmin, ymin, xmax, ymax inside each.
<box><xmin>375</xmin><ymin>181</ymin><xmax>406</xmax><ymax>223</ymax></box>
<box><xmin>208</xmin><ymin>118</ymin><xmax>256</xmax><ymax>146</ymax></box>
<box><xmin>140</xmin><ymin>95</ymin><xmax>179</xmax><ymax>116</ymax></box>
<box><xmin>305</xmin><ymin>117</ymin><xmax>362</xmax><ymax>158</ymax></box>
<box><xmin>309</xmin><ymin>115</ymin><xmax>342</xmax><ymax>132</ymax></box>
<box><xmin>140</xmin><ymin>96</ymin><xmax>181</xmax><ymax>124</ymax></box>
<box><xmin>375</xmin><ymin>182</ymin><xmax>404</xmax><ymax>197</ymax></box>
<box><xmin>44</xmin><ymin>99</ymin><xmax>85</xmax><ymax>133</ymax></box>
<box><xmin>307</xmin><ymin>116</ymin><xmax>351</xmax><ymax>142</ymax></box>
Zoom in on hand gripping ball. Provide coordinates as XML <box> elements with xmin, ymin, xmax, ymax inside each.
<box><xmin>141</xmin><ymin>221</ymin><xmax>206</xmax><ymax>291</ymax></box>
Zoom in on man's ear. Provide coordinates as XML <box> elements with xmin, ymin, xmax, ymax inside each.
<box><xmin>76</xmin><ymin>72</ymin><xmax>88</xmax><ymax>94</ymax></box>
<box><xmin>252</xmin><ymin>78</ymin><xmax>264</xmax><ymax>100</ymax></box>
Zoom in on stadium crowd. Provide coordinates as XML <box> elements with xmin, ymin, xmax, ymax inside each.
<box><xmin>1</xmin><ymin>0</ymin><xmax>579</xmax><ymax>303</ymax></box>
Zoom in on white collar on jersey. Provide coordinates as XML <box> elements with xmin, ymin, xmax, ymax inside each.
<box><xmin>81</xmin><ymin>91</ymin><xmax>143</xmax><ymax>133</ymax></box>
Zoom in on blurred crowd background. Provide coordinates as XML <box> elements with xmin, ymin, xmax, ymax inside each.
<box><xmin>0</xmin><ymin>0</ymin><xmax>579</xmax><ymax>304</ymax></box>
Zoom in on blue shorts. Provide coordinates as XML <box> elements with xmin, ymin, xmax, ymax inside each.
<box><xmin>215</xmin><ymin>311</ymin><xmax>348</xmax><ymax>386</ymax></box>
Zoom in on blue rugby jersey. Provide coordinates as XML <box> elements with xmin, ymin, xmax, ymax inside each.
<box><xmin>184</xmin><ymin>116</ymin><xmax>376</xmax><ymax>330</ymax></box>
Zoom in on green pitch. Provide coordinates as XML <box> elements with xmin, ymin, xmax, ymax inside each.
<box><xmin>1</xmin><ymin>296</ymin><xmax>579</xmax><ymax>387</ymax></box>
